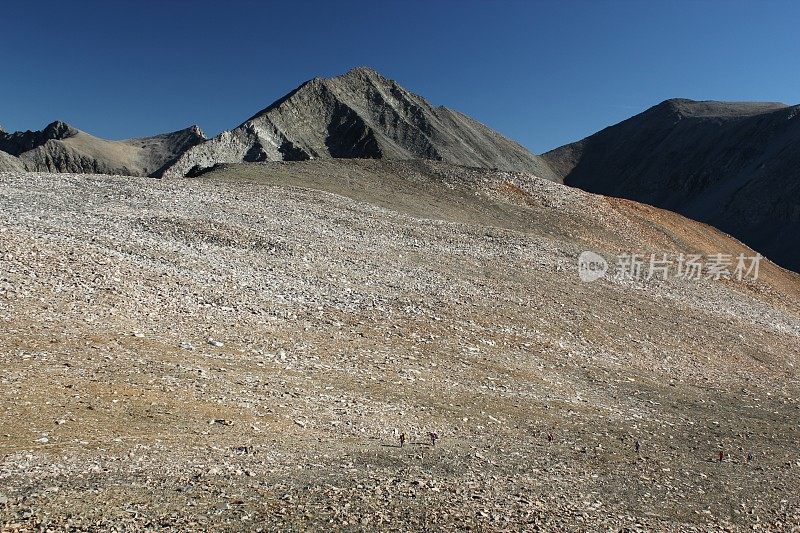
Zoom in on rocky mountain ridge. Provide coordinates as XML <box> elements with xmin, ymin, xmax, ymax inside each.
<box><xmin>0</xmin><ymin>121</ymin><xmax>205</xmax><ymax>177</ymax></box>
<box><xmin>543</xmin><ymin>98</ymin><xmax>800</xmax><ymax>272</ymax></box>
<box><xmin>160</xmin><ymin>67</ymin><xmax>559</xmax><ymax>180</ymax></box>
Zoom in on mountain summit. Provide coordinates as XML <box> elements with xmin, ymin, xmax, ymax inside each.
<box><xmin>161</xmin><ymin>67</ymin><xmax>558</xmax><ymax>180</ymax></box>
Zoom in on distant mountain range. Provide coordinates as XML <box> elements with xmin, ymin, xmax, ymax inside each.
<box><xmin>0</xmin><ymin>69</ymin><xmax>797</xmax><ymax>271</ymax></box>
<box><xmin>0</xmin><ymin>121</ymin><xmax>205</xmax><ymax>177</ymax></box>
<box><xmin>543</xmin><ymin>99</ymin><xmax>800</xmax><ymax>272</ymax></box>
<box><xmin>0</xmin><ymin>68</ymin><xmax>557</xmax><ymax>181</ymax></box>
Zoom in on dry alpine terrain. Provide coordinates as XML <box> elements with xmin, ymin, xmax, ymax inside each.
<box><xmin>1</xmin><ymin>159</ymin><xmax>799</xmax><ymax>531</ymax></box>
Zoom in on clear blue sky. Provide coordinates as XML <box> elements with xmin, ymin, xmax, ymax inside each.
<box><xmin>1</xmin><ymin>0</ymin><xmax>798</xmax><ymax>153</ymax></box>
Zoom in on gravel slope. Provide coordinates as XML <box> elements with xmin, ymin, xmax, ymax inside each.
<box><xmin>0</xmin><ymin>162</ymin><xmax>798</xmax><ymax>531</ymax></box>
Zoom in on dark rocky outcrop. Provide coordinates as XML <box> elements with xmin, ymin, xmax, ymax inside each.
<box><xmin>0</xmin><ymin>121</ymin><xmax>77</xmax><ymax>156</ymax></box>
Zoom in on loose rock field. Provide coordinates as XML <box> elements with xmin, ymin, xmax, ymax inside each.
<box><xmin>1</xmin><ymin>161</ymin><xmax>799</xmax><ymax>531</ymax></box>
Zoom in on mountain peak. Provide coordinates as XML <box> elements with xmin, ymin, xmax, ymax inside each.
<box><xmin>0</xmin><ymin>120</ymin><xmax>78</xmax><ymax>156</ymax></box>
<box><xmin>179</xmin><ymin>124</ymin><xmax>206</xmax><ymax>140</ymax></box>
<box><xmin>42</xmin><ymin>120</ymin><xmax>79</xmax><ymax>140</ymax></box>
<box><xmin>188</xmin><ymin>124</ymin><xmax>205</xmax><ymax>137</ymax></box>
<box><xmin>321</xmin><ymin>67</ymin><xmax>393</xmax><ymax>91</ymax></box>
<box><xmin>340</xmin><ymin>66</ymin><xmax>383</xmax><ymax>79</ymax></box>
<box><xmin>161</xmin><ymin>68</ymin><xmax>559</xmax><ymax>180</ymax></box>
<box><xmin>300</xmin><ymin>67</ymin><xmax>385</xmax><ymax>90</ymax></box>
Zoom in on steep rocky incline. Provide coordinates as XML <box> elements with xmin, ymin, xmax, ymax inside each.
<box><xmin>543</xmin><ymin>99</ymin><xmax>800</xmax><ymax>272</ymax></box>
<box><xmin>162</xmin><ymin>67</ymin><xmax>558</xmax><ymax>180</ymax></box>
<box><xmin>0</xmin><ymin>122</ymin><xmax>205</xmax><ymax>177</ymax></box>
<box><xmin>0</xmin><ymin>150</ymin><xmax>24</xmax><ymax>172</ymax></box>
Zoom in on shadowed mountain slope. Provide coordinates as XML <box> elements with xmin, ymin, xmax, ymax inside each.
<box><xmin>162</xmin><ymin>67</ymin><xmax>558</xmax><ymax>180</ymax></box>
<box><xmin>543</xmin><ymin>99</ymin><xmax>800</xmax><ymax>272</ymax></box>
